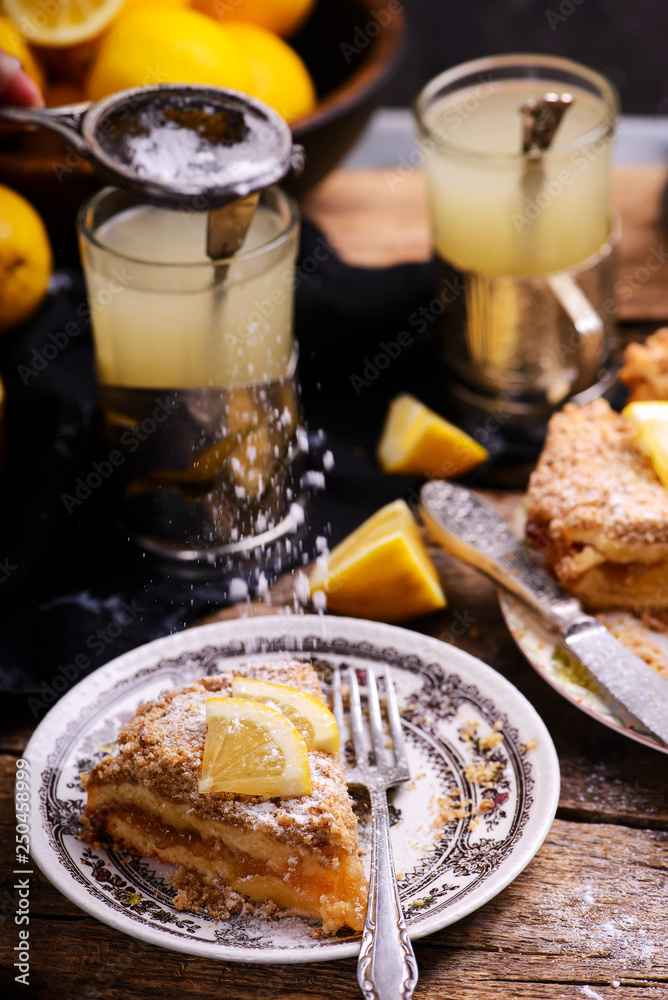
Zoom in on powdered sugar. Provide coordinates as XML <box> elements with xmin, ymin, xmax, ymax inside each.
<box><xmin>125</xmin><ymin>120</ymin><xmax>278</xmax><ymax>192</ymax></box>
<box><xmin>537</xmin><ymin>878</ymin><xmax>664</xmax><ymax>968</ymax></box>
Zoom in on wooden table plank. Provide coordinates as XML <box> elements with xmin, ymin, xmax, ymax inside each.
<box><xmin>2</xmin><ymin>820</ymin><xmax>666</xmax><ymax>998</ymax></box>
<box><xmin>303</xmin><ymin>165</ymin><xmax>668</xmax><ymax>322</ymax></box>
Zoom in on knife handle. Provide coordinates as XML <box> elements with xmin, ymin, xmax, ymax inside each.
<box><xmin>420</xmin><ymin>481</ymin><xmax>585</xmax><ymax>631</ymax></box>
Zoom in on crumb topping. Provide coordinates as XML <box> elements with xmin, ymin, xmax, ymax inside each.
<box><xmin>620</xmin><ymin>328</ymin><xmax>668</xmax><ymax>402</ymax></box>
<box><xmin>527</xmin><ymin>399</ymin><xmax>668</xmax><ymax>550</ymax></box>
<box><xmin>85</xmin><ymin>660</ymin><xmax>359</xmax><ymax>853</ymax></box>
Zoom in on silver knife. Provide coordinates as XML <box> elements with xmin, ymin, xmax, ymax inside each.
<box><xmin>420</xmin><ymin>480</ymin><xmax>668</xmax><ymax>745</ymax></box>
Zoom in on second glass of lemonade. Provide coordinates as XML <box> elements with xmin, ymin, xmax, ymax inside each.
<box><xmin>414</xmin><ymin>54</ymin><xmax>620</xmax><ymax>424</ymax></box>
<box><xmin>78</xmin><ymin>186</ymin><xmax>303</xmax><ymax>570</ymax></box>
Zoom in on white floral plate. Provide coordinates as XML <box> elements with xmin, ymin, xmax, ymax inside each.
<box><xmin>25</xmin><ymin>615</ymin><xmax>559</xmax><ymax>963</ymax></box>
<box><xmin>500</xmin><ymin>593</ymin><xmax>668</xmax><ymax>755</ymax></box>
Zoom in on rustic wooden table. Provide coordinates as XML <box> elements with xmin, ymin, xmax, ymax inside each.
<box><xmin>2</xmin><ymin>165</ymin><xmax>668</xmax><ymax>999</ymax></box>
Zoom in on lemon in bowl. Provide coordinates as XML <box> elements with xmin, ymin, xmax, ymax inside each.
<box><xmin>85</xmin><ymin>7</ymin><xmax>253</xmax><ymax>101</ymax></box>
<box><xmin>193</xmin><ymin>0</ymin><xmax>316</xmax><ymax>39</ymax></box>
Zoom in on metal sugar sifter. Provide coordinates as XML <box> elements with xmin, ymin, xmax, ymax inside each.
<box><xmin>0</xmin><ymin>83</ymin><xmax>302</xmax><ymax>260</ymax></box>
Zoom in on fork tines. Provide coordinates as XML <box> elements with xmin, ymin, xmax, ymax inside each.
<box><xmin>332</xmin><ymin>665</ymin><xmax>410</xmax><ymax>787</ymax></box>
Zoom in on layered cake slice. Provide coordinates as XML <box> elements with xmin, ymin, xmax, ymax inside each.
<box><xmin>82</xmin><ymin>660</ymin><xmax>368</xmax><ymax>934</ymax></box>
<box><xmin>619</xmin><ymin>327</ymin><xmax>668</xmax><ymax>402</ymax></box>
<box><xmin>526</xmin><ymin>398</ymin><xmax>668</xmax><ymax>611</ymax></box>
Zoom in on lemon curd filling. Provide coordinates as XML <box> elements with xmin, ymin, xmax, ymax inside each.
<box><xmin>81</xmin><ymin>661</ymin><xmax>368</xmax><ymax>933</ymax></box>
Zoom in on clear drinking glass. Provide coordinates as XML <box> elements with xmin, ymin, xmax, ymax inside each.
<box><xmin>413</xmin><ymin>54</ymin><xmax>620</xmax><ymax>421</ymax></box>
<box><xmin>77</xmin><ymin>185</ymin><xmax>305</xmax><ymax>570</ymax></box>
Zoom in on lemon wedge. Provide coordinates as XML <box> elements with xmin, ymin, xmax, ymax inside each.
<box><xmin>622</xmin><ymin>400</ymin><xmax>668</xmax><ymax>486</ymax></box>
<box><xmin>309</xmin><ymin>499</ymin><xmax>446</xmax><ymax>623</ymax></box>
<box><xmin>377</xmin><ymin>394</ymin><xmax>489</xmax><ymax>477</ymax></box>
<box><xmin>5</xmin><ymin>0</ymin><xmax>126</xmax><ymax>46</ymax></box>
<box><xmin>231</xmin><ymin>678</ymin><xmax>339</xmax><ymax>754</ymax></box>
<box><xmin>199</xmin><ymin>698</ymin><xmax>311</xmax><ymax>798</ymax></box>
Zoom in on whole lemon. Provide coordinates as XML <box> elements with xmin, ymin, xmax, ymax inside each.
<box><xmin>192</xmin><ymin>0</ymin><xmax>316</xmax><ymax>38</ymax></box>
<box><xmin>85</xmin><ymin>7</ymin><xmax>252</xmax><ymax>101</ymax></box>
<box><xmin>0</xmin><ymin>15</ymin><xmax>44</xmax><ymax>92</ymax></box>
<box><xmin>0</xmin><ymin>185</ymin><xmax>52</xmax><ymax>335</ymax></box>
<box><xmin>120</xmin><ymin>0</ymin><xmax>189</xmax><ymax>14</ymax></box>
<box><xmin>224</xmin><ymin>22</ymin><xmax>316</xmax><ymax>123</ymax></box>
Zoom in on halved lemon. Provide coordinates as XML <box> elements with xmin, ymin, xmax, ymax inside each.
<box><xmin>377</xmin><ymin>394</ymin><xmax>489</xmax><ymax>477</ymax></box>
<box><xmin>199</xmin><ymin>697</ymin><xmax>311</xmax><ymax>798</ymax></box>
<box><xmin>309</xmin><ymin>499</ymin><xmax>446</xmax><ymax>623</ymax></box>
<box><xmin>622</xmin><ymin>400</ymin><xmax>668</xmax><ymax>487</ymax></box>
<box><xmin>231</xmin><ymin>678</ymin><xmax>339</xmax><ymax>754</ymax></box>
<box><xmin>5</xmin><ymin>0</ymin><xmax>126</xmax><ymax>46</ymax></box>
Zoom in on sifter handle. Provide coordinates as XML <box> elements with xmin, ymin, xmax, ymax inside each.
<box><xmin>0</xmin><ymin>102</ymin><xmax>92</xmax><ymax>154</ymax></box>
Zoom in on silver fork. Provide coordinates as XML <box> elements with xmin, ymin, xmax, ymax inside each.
<box><xmin>333</xmin><ymin>664</ymin><xmax>419</xmax><ymax>1000</ymax></box>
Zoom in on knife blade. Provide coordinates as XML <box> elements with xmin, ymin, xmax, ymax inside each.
<box><xmin>420</xmin><ymin>479</ymin><xmax>668</xmax><ymax>745</ymax></box>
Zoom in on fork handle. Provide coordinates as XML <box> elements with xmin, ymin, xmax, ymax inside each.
<box><xmin>357</xmin><ymin>787</ymin><xmax>418</xmax><ymax>1000</ymax></box>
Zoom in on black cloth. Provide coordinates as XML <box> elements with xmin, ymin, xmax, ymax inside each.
<box><xmin>0</xmin><ymin>222</ymin><xmax>495</xmax><ymax>724</ymax></box>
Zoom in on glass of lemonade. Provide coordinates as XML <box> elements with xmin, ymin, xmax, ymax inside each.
<box><xmin>414</xmin><ymin>54</ymin><xmax>620</xmax><ymax>423</ymax></box>
<box><xmin>78</xmin><ymin>185</ymin><xmax>304</xmax><ymax>570</ymax></box>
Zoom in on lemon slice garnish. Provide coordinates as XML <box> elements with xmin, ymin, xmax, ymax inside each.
<box><xmin>309</xmin><ymin>499</ymin><xmax>446</xmax><ymax>624</ymax></box>
<box><xmin>231</xmin><ymin>678</ymin><xmax>339</xmax><ymax>754</ymax></box>
<box><xmin>623</xmin><ymin>401</ymin><xmax>668</xmax><ymax>487</ymax></box>
<box><xmin>199</xmin><ymin>698</ymin><xmax>311</xmax><ymax>798</ymax></box>
<box><xmin>6</xmin><ymin>0</ymin><xmax>126</xmax><ymax>47</ymax></box>
<box><xmin>377</xmin><ymin>393</ymin><xmax>489</xmax><ymax>477</ymax></box>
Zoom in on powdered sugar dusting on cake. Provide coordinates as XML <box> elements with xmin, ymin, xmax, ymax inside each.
<box><xmin>85</xmin><ymin>660</ymin><xmax>358</xmax><ymax>853</ymax></box>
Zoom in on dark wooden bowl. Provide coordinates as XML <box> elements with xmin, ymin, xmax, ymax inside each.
<box><xmin>0</xmin><ymin>0</ymin><xmax>406</xmax><ymax>265</ymax></box>
<box><xmin>290</xmin><ymin>0</ymin><xmax>407</xmax><ymax>194</ymax></box>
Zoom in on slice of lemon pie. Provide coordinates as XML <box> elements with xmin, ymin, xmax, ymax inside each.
<box><xmin>526</xmin><ymin>399</ymin><xmax>668</xmax><ymax>612</ymax></box>
<box><xmin>82</xmin><ymin>661</ymin><xmax>368</xmax><ymax>933</ymax></box>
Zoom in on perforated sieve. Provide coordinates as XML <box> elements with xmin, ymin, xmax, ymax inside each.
<box><xmin>0</xmin><ymin>84</ymin><xmax>298</xmax><ymax>206</ymax></box>
<box><xmin>0</xmin><ymin>83</ymin><xmax>302</xmax><ymax>260</ymax></box>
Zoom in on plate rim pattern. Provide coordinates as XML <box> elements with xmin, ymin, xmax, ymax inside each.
<box><xmin>25</xmin><ymin>616</ymin><xmax>560</xmax><ymax>963</ymax></box>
